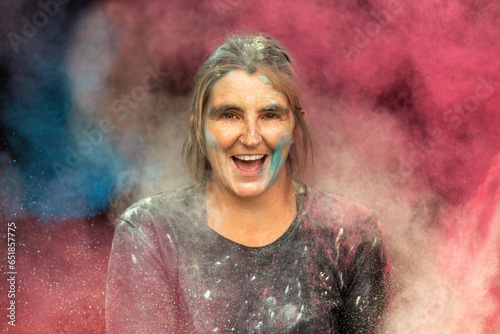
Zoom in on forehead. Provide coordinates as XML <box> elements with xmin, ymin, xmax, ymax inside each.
<box><xmin>209</xmin><ymin>70</ymin><xmax>288</xmax><ymax>107</ymax></box>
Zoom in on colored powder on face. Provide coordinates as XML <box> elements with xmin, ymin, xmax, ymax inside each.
<box><xmin>208</xmin><ymin>107</ymin><xmax>216</xmax><ymax>120</ymax></box>
<box><xmin>259</xmin><ymin>75</ymin><xmax>270</xmax><ymax>84</ymax></box>
<box><xmin>204</xmin><ymin>127</ymin><xmax>218</xmax><ymax>148</ymax></box>
<box><xmin>265</xmin><ymin>137</ymin><xmax>284</xmax><ymax>186</ymax></box>
<box><xmin>264</xmin><ymin>131</ymin><xmax>293</xmax><ymax>188</ymax></box>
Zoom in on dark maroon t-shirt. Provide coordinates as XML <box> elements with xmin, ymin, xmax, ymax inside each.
<box><xmin>106</xmin><ymin>182</ymin><xmax>389</xmax><ymax>333</ymax></box>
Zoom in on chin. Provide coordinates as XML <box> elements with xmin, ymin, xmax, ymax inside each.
<box><xmin>231</xmin><ymin>182</ymin><xmax>267</xmax><ymax>198</ymax></box>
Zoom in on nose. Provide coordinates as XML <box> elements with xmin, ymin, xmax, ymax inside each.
<box><xmin>239</xmin><ymin>122</ymin><xmax>262</xmax><ymax>147</ymax></box>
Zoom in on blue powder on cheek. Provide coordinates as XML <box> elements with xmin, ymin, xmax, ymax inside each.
<box><xmin>205</xmin><ymin>128</ymin><xmax>219</xmax><ymax>149</ymax></box>
<box><xmin>205</xmin><ymin>129</ymin><xmax>214</xmax><ymax>144</ymax></box>
<box><xmin>267</xmin><ymin>139</ymin><xmax>284</xmax><ymax>186</ymax></box>
<box><xmin>264</xmin><ymin>132</ymin><xmax>292</xmax><ymax>187</ymax></box>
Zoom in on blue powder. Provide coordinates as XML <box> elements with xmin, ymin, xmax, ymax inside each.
<box><xmin>264</xmin><ymin>131</ymin><xmax>293</xmax><ymax>188</ymax></box>
<box><xmin>258</xmin><ymin>75</ymin><xmax>270</xmax><ymax>84</ymax></box>
<box><xmin>1</xmin><ymin>18</ymin><xmax>131</xmax><ymax>221</ymax></box>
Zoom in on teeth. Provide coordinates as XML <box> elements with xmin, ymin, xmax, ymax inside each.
<box><xmin>234</xmin><ymin>155</ymin><xmax>265</xmax><ymax>161</ymax></box>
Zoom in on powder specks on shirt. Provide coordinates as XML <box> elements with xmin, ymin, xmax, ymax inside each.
<box><xmin>106</xmin><ymin>182</ymin><xmax>389</xmax><ymax>333</ymax></box>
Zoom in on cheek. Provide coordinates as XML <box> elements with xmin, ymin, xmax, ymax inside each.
<box><xmin>276</xmin><ymin>132</ymin><xmax>293</xmax><ymax>158</ymax></box>
<box><xmin>205</xmin><ymin>128</ymin><xmax>218</xmax><ymax>152</ymax></box>
<box><xmin>262</xmin><ymin>122</ymin><xmax>294</xmax><ymax>151</ymax></box>
<box><xmin>205</xmin><ymin>124</ymin><xmax>236</xmax><ymax>153</ymax></box>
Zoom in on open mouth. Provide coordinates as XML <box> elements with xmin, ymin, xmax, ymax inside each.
<box><xmin>232</xmin><ymin>155</ymin><xmax>267</xmax><ymax>173</ymax></box>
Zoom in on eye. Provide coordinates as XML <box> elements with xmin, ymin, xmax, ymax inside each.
<box><xmin>219</xmin><ymin>112</ymin><xmax>238</xmax><ymax>119</ymax></box>
<box><xmin>263</xmin><ymin>112</ymin><xmax>281</xmax><ymax>119</ymax></box>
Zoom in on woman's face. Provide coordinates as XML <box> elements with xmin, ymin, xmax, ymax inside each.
<box><xmin>204</xmin><ymin>69</ymin><xmax>296</xmax><ymax>198</ymax></box>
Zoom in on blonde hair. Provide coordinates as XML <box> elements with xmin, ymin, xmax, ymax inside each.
<box><xmin>183</xmin><ymin>34</ymin><xmax>313</xmax><ymax>182</ymax></box>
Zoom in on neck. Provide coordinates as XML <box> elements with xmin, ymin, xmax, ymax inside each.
<box><xmin>205</xmin><ymin>170</ymin><xmax>297</xmax><ymax>247</ymax></box>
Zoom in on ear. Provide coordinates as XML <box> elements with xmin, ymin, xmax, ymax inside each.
<box><xmin>292</xmin><ymin>109</ymin><xmax>306</xmax><ymax>143</ymax></box>
<box><xmin>299</xmin><ymin>109</ymin><xmax>306</xmax><ymax>120</ymax></box>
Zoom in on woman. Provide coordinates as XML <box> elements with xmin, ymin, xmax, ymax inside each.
<box><xmin>106</xmin><ymin>34</ymin><xmax>389</xmax><ymax>333</ymax></box>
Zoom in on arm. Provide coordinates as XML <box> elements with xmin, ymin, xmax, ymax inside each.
<box><xmin>338</xmin><ymin>217</ymin><xmax>389</xmax><ymax>334</ymax></box>
<box><xmin>105</xmin><ymin>216</ymin><xmax>193</xmax><ymax>333</ymax></box>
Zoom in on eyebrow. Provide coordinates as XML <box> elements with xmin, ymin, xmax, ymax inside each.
<box><xmin>209</xmin><ymin>104</ymin><xmax>289</xmax><ymax>117</ymax></box>
<box><xmin>261</xmin><ymin>105</ymin><xmax>289</xmax><ymax>114</ymax></box>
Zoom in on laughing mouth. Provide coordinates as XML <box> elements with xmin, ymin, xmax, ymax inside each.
<box><xmin>232</xmin><ymin>155</ymin><xmax>267</xmax><ymax>173</ymax></box>
<box><xmin>233</xmin><ymin>154</ymin><xmax>265</xmax><ymax>161</ymax></box>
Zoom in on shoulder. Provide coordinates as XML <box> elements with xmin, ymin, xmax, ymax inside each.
<box><xmin>299</xmin><ymin>182</ymin><xmax>373</xmax><ymax>223</ymax></box>
<box><xmin>118</xmin><ymin>185</ymin><xmax>204</xmax><ymax>229</ymax></box>
<box><xmin>299</xmin><ymin>184</ymin><xmax>388</xmax><ymax>281</ymax></box>
<box><xmin>299</xmin><ymin>182</ymin><xmax>382</xmax><ymax>240</ymax></box>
